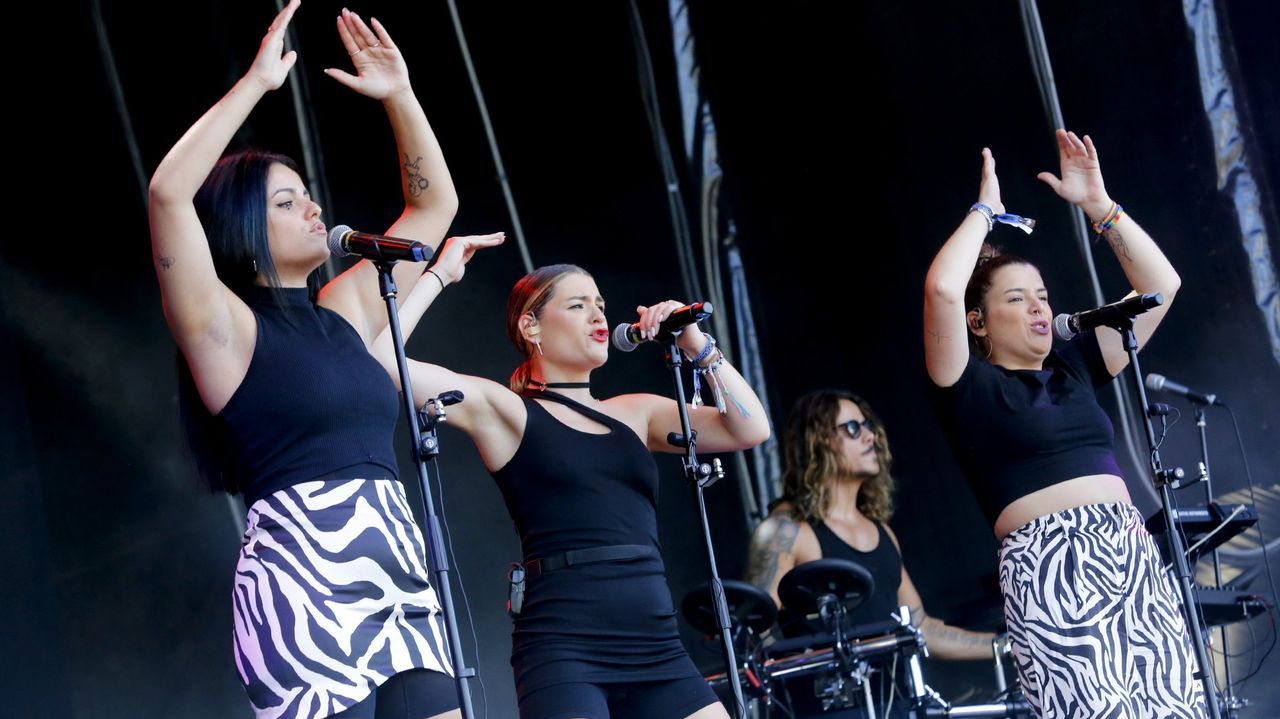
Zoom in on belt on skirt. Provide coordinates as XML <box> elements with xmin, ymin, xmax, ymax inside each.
<box><xmin>524</xmin><ymin>544</ymin><xmax>659</xmax><ymax>580</ymax></box>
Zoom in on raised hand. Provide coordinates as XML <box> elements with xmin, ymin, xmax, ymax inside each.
<box><xmin>1036</xmin><ymin>129</ymin><xmax>1112</xmax><ymax>216</ymax></box>
<box><xmin>430</xmin><ymin>233</ymin><xmax>506</xmax><ymax>285</ymax></box>
<box><xmin>247</xmin><ymin>0</ymin><xmax>301</xmax><ymax>91</ymax></box>
<box><xmin>324</xmin><ymin>9</ymin><xmax>411</xmax><ymax>100</ymax></box>
<box><xmin>977</xmin><ymin>147</ymin><xmax>1005</xmax><ymax>215</ymax></box>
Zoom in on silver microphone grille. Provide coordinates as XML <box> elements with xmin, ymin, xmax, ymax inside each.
<box><xmin>326</xmin><ymin>225</ymin><xmax>354</xmax><ymax>257</ymax></box>
<box><xmin>1052</xmin><ymin>313</ymin><xmax>1075</xmax><ymax>341</ymax></box>
<box><xmin>611</xmin><ymin>323</ymin><xmax>639</xmax><ymax>353</ymax></box>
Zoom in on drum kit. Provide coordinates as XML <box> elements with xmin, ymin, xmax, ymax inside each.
<box><xmin>682</xmin><ymin>560</ymin><xmax>1032</xmax><ymax>719</ymax></box>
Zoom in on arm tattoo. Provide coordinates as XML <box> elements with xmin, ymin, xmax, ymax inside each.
<box><xmin>1103</xmin><ymin>227</ymin><xmax>1132</xmax><ymax>263</ymax></box>
<box><xmin>927</xmin><ymin>328</ymin><xmax>950</xmax><ymax>345</ymax></box>
<box><xmin>920</xmin><ymin>612</ymin><xmax>988</xmax><ymax>649</ymax></box>
<box><xmin>746</xmin><ymin>517</ymin><xmax>800</xmax><ymax>591</ymax></box>
<box><xmin>158</xmin><ymin>255</ymin><xmax>175</xmax><ymax>270</ymax></box>
<box><xmin>403</xmin><ymin>154</ymin><xmax>430</xmax><ymax>197</ymax></box>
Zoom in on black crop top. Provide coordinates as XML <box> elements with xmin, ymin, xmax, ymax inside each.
<box><xmin>218</xmin><ymin>287</ymin><xmax>401</xmax><ymax>506</ymax></box>
<box><xmin>930</xmin><ymin>330</ymin><xmax>1123</xmax><ymax>525</ymax></box>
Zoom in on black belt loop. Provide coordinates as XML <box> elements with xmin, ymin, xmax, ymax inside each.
<box><xmin>524</xmin><ymin>544</ymin><xmax>657</xmax><ymax>580</ymax></box>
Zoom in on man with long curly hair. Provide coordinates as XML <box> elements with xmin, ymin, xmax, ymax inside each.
<box><xmin>746</xmin><ymin>389</ymin><xmax>997</xmax><ymax>659</ymax></box>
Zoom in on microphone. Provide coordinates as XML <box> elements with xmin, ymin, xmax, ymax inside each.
<box><xmin>327</xmin><ymin>225</ymin><xmax>434</xmax><ymax>263</ymax></box>
<box><xmin>1146</xmin><ymin>373</ymin><xmax>1222</xmax><ymax>406</ymax></box>
<box><xmin>1052</xmin><ymin>292</ymin><xmax>1163</xmax><ymax>340</ymax></box>
<box><xmin>611</xmin><ymin>301</ymin><xmax>714</xmax><ymax>352</ymax></box>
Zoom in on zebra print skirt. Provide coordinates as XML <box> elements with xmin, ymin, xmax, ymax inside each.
<box><xmin>233</xmin><ymin>479</ymin><xmax>454</xmax><ymax>719</ymax></box>
<box><xmin>998</xmin><ymin>502</ymin><xmax>1206</xmax><ymax>718</ymax></box>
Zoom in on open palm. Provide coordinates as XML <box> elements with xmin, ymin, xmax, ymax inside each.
<box><xmin>324</xmin><ymin>9</ymin><xmax>410</xmax><ymax>100</ymax></box>
<box><xmin>1036</xmin><ymin>129</ymin><xmax>1109</xmax><ymax>207</ymax></box>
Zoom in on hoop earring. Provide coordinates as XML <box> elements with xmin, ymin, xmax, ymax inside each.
<box><xmin>983</xmin><ymin>338</ymin><xmax>993</xmax><ymax>360</ymax></box>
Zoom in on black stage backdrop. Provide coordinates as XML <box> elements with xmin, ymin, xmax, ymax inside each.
<box><xmin>5</xmin><ymin>1</ymin><xmax>1278</xmax><ymax>717</ymax></box>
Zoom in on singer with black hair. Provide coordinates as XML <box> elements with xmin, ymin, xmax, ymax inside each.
<box><xmin>148</xmin><ymin>4</ymin><xmax>500</xmax><ymax>717</ymax></box>
<box><xmin>371</xmin><ymin>264</ymin><xmax>771</xmax><ymax>719</ymax></box>
<box><xmin>923</xmin><ymin>130</ymin><xmax>1204</xmax><ymax>717</ymax></box>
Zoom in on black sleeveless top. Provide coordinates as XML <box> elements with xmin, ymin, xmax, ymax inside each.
<box><xmin>491</xmin><ymin>392</ymin><xmax>694</xmax><ymax>695</ymax></box>
<box><xmin>811</xmin><ymin>519</ymin><xmax>903</xmax><ymax>626</ymax></box>
<box><xmin>218</xmin><ymin>287</ymin><xmax>400</xmax><ymax>507</ymax></box>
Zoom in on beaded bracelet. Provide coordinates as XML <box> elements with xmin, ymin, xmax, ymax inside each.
<box><xmin>1091</xmin><ymin>202</ymin><xmax>1124</xmax><ymax>234</ymax></box>
<box><xmin>690</xmin><ymin>333</ymin><xmax>717</xmax><ymax>367</ymax></box>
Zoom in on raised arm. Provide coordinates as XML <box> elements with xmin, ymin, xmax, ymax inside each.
<box><xmin>924</xmin><ymin>149</ymin><xmax>1001</xmax><ymax>387</ymax></box>
<box><xmin>612</xmin><ymin>303</ymin><xmax>771</xmax><ymax>454</ymax></box>
<box><xmin>318</xmin><ymin>9</ymin><xmax>460</xmax><ymax>342</ymax></box>
<box><xmin>148</xmin><ymin>0</ymin><xmax>300</xmax><ymax>413</ymax></box>
<box><xmin>1036</xmin><ymin>129</ymin><xmax>1181</xmax><ymax>375</ymax></box>
<box><xmin>886</xmin><ymin>527</ymin><xmax>996</xmax><ymax>661</ymax></box>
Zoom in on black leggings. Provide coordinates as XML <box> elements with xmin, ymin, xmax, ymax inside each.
<box><xmin>518</xmin><ymin>676</ymin><xmax>719</xmax><ymax>719</ymax></box>
<box><xmin>328</xmin><ymin>668</ymin><xmax>459</xmax><ymax>719</ymax></box>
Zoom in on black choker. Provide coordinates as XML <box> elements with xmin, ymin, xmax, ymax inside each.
<box><xmin>540</xmin><ymin>382</ymin><xmax>591</xmax><ymax>389</ymax></box>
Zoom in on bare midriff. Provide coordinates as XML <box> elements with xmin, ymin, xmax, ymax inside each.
<box><xmin>993</xmin><ymin>474</ymin><xmax>1132</xmax><ymax>540</ymax></box>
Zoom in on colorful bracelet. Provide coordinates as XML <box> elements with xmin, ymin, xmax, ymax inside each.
<box><xmin>1091</xmin><ymin>202</ymin><xmax>1124</xmax><ymax>234</ymax></box>
<box><xmin>690</xmin><ymin>332</ymin><xmax>717</xmax><ymax>367</ymax></box>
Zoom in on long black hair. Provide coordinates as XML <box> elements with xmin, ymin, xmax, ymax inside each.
<box><xmin>178</xmin><ymin>149</ymin><xmax>322</xmax><ymax>494</ymax></box>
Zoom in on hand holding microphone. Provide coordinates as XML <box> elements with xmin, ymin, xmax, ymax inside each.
<box><xmin>612</xmin><ymin>301</ymin><xmax>713</xmax><ymax>352</ymax></box>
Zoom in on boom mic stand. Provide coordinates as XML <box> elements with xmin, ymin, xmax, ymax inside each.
<box><xmin>1109</xmin><ymin>305</ymin><xmax>1221</xmax><ymax>719</ymax></box>
<box><xmin>659</xmin><ymin>326</ymin><xmax>747</xmax><ymax>719</ymax></box>
<box><xmin>375</xmin><ymin>261</ymin><xmax>478</xmax><ymax>719</ymax></box>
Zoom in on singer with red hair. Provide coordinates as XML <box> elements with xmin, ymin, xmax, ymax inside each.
<box><xmin>373</xmin><ymin>263</ymin><xmax>771</xmax><ymax>719</ymax></box>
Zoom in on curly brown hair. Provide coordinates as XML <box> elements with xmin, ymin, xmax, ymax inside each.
<box><xmin>781</xmin><ymin>390</ymin><xmax>895</xmax><ymax>523</ymax></box>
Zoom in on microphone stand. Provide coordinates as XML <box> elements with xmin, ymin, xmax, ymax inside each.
<box><xmin>375</xmin><ymin>261</ymin><xmax>477</xmax><ymax>719</ymax></box>
<box><xmin>661</xmin><ymin>331</ymin><xmax>747</xmax><ymax>719</ymax></box>
<box><xmin>1112</xmin><ymin>314</ymin><xmax>1221</xmax><ymax>719</ymax></box>
<box><xmin>1195</xmin><ymin>404</ymin><xmax>1241</xmax><ymax>716</ymax></box>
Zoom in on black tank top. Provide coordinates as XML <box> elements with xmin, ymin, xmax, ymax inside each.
<box><xmin>490</xmin><ymin>391</ymin><xmax>690</xmax><ymax>695</ymax></box>
<box><xmin>493</xmin><ymin>391</ymin><xmax>663</xmax><ymax>560</ymax></box>
<box><xmin>218</xmin><ymin>286</ymin><xmax>400</xmax><ymax>506</ymax></box>
<box><xmin>811</xmin><ymin>519</ymin><xmax>903</xmax><ymax>626</ymax></box>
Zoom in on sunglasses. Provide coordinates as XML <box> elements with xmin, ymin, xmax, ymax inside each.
<box><xmin>837</xmin><ymin>418</ymin><xmax>876</xmax><ymax>440</ymax></box>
